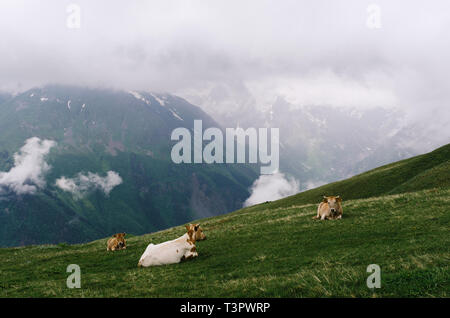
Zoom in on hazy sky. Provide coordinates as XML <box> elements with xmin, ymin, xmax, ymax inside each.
<box><xmin>0</xmin><ymin>0</ymin><xmax>449</xmax><ymax>127</ymax></box>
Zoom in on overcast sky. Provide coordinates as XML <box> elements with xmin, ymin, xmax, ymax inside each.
<box><xmin>0</xmin><ymin>0</ymin><xmax>449</xmax><ymax>128</ymax></box>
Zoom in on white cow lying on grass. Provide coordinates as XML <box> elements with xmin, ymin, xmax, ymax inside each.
<box><xmin>137</xmin><ymin>224</ymin><xmax>206</xmax><ymax>267</ymax></box>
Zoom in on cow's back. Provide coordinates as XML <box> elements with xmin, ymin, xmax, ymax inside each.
<box><xmin>139</xmin><ymin>239</ymin><xmax>187</xmax><ymax>267</ymax></box>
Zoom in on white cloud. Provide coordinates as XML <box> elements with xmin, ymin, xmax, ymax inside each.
<box><xmin>245</xmin><ymin>70</ymin><xmax>398</xmax><ymax>111</ymax></box>
<box><xmin>55</xmin><ymin>170</ymin><xmax>123</xmax><ymax>198</ymax></box>
<box><xmin>304</xmin><ymin>180</ymin><xmax>327</xmax><ymax>191</ymax></box>
<box><xmin>0</xmin><ymin>137</ymin><xmax>56</xmax><ymax>195</ymax></box>
<box><xmin>243</xmin><ymin>172</ymin><xmax>300</xmax><ymax>207</ymax></box>
<box><xmin>0</xmin><ymin>1</ymin><xmax>448</xmax><ymax>150</ymax></box>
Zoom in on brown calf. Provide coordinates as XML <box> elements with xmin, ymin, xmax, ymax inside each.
<box><xmin>107</xmin><ymin>232</ymin><xmax>127</xmax><ymax>251</ymax></box>
<box><xmin>313</xmin><ymin>196</ymin><xmax>343</xmax><ymax>220</ymax></box>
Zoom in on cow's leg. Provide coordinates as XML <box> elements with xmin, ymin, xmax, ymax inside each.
<box><xmin>183</xmin><ymin>248</ymin><xmax>198</xmax><ymax>261</ymax></box>
<box><xmin>313</xmin><ymin>207</ymin><xmax>320</xmax><ymax>219</ymax></box>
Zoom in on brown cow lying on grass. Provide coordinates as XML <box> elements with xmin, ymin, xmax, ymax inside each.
<box><xmin>107</xmin><ymin>233</ymin><xmax>127</xmax><ymax>251</ymax></box>
<box><xmin>313</xmin><ymin>195</ymin><xmax>343</xmax><ymax>220</ymax></box>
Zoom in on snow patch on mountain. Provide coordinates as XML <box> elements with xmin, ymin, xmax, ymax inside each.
<box><xmin>169</xmin><ymin>109</ymin><xmax>183</xmax><ymax>120</ymax></box>
<box><xmin>150</xmin><ymin>93</ymin><xmax>166</xmax><ymax>106</ymax></box>
<box><xmin>129</xmin><ymin>91</ymin><xmax>150</xmax><ymax>105</ymax></box>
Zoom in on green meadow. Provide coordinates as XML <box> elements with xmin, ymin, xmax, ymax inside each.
<box><xmin>1</xmin><ymin>144</ymin><xmax>449</xmax><ymax>297</ymax></box>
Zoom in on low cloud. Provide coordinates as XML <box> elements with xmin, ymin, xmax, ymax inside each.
<box><xmin>243</xmin><ymin>172</ymin><xmax>300</xmax><ymax>207</ymax></box>
<box><xmin>0</xmin><ymin>137</ymin><xmax>56</xmax><ymax>195</ymax></box>
<box><xmin>56</xmin><ymin>171</ymin><xmax>123</xmax><ymax>198</ymax></box>
<box><xmin>304</xmin><ymin>180</ymin><xmax>327</xmax><ymax>191</ymax></box>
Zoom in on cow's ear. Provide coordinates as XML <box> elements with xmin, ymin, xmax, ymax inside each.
<box><xmin>122</xmin><ymin>232</ymin><xmax>126</xmax><ymax>236</ymax></box>
<box><xmin>194</xmin><ymin>224</ymin><xmax>200</xmax><ymax>231</ymax></box>
<box><xmin>336</xmin><ymin>196</ymin><xmax>342</xmax><ymax>202</ymax></box>
<box><xmin>323</xmin><ymin>196</ymin><xmax>328</xmax><ymax>202</ymax></box>
<box><xmin>113</xmin><ymin>233</ymin><xmax>118</xmax><ymax>238</ymax></box>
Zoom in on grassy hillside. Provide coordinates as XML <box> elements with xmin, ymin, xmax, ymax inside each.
<box><xmin>270</xmin><ymin>143</ymin><xmax>450</xmax><ymax>209</ymax></box>
<box><xmin>0</xmin><ymin>145</ymin><xmax>449</xmax><ymax>297</ymax></box>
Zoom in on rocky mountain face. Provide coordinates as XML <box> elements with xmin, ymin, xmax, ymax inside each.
<box><xmin>0</xmin><ymin>85</ymin><xmax>258</xmax><ymax>247</ymax></box>
<box><xmin>183</xmin><ymin>85</ymin><xmax>448</xmax><ymax>190</ymax></box>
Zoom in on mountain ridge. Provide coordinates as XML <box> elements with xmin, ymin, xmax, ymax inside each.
<box><xmin>0</xmin><ymin>85</ymin><xmax>258</xmax><ymax>247</ymax></box>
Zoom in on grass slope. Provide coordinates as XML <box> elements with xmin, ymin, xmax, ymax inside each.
<box><xmin>270</xmin><ymin>143</ymin><xmax>450</xmax><ymax>209</ymax></box>
<box><xmin>0</xmin><ymin>145</ymin><xmax>449</xmax><ymax>297</ymax></box>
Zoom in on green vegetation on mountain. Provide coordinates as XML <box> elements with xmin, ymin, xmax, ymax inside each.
<box><xmin>0</xmin><ymin>143</ymin><xmax>448</xmax><ymax>297</ymax></box>
<box><xmin>0</xmin><ymin>85</ymin><xmax>258</xmax><ymax>247</ymax></box>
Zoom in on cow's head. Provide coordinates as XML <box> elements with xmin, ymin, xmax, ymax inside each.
<box><xmin>323</xmin><ymin>196</ymin><xmax>342</xmax><ymax>215</ymax></box>
<box><xmin>185</xmin><ymin>223</ymin><xmax>206</xmax><ymax>242</ymax></box>
<box><xmin>113</xmin><ymin>232</ymin><xmax>127</xmax><ymax>248</ymax></box>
